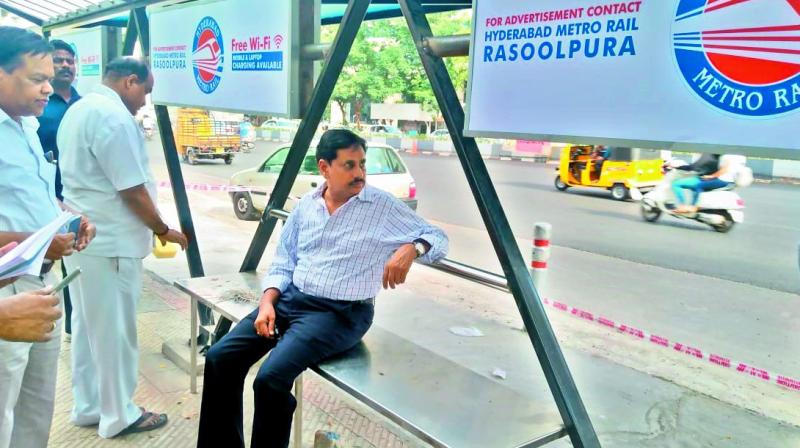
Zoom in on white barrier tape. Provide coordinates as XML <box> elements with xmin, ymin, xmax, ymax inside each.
<box><xmin>541</xmin><ymin>298</ymin><xmax>800</xmax><ymax>392</ymax></box>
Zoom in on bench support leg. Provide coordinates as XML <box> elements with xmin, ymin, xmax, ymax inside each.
<box><xmin>294</xmin><ymin>374</ymin><xmax>303</xmax><ymax>448</ymax></box>
<box><xmin>190</xmin><ymin>296</ymin><xmax>198</xmax><ymax>394</ymax></box>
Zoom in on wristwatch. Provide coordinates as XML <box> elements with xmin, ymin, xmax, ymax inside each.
<box><xmin>413</xmin><ymin>239</ymin><xmax>428</xmax><ymax>258</ymax></box>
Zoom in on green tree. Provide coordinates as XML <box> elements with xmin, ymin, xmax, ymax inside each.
<box><xmin>322</xmin><ymin>10</ymin><xmax>473</xmax><ymax>123</ymax></box>
<box><xmin>323</xmin><ymin>22</ymin><xmax>404</xmax><ymax>124</ymax></box>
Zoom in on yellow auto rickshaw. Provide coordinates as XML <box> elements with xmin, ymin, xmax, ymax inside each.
<box><xmin>554</xmin><ymin>145</ymin><xmax>664</xmax><ymax>200</ymax></box>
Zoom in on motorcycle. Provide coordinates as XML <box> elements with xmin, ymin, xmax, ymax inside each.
<box><xmin>241</xmin><ymin>140</ymin><xmax>255</xmax><ymax>153</ymax></box>
<box><xmin>636</xmin><ymin>161</ymin><xmax>751</xmax><ymax>233</ymax></box>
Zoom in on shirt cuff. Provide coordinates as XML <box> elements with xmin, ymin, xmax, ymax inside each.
<box><xmin>416</xmin><ymin>232</ymin><xmax>447</xmax><ymax>264</ymax></box>
<box><xmin>261</xmin><ymin>275</ymin><xmax>291</xmax><ymax>294</ymax></box>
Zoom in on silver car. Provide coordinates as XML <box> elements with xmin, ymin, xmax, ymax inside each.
<box><xmin>230</xmin><ymin>143</ymin><xmax>418</xmax><ymax>220</ymax></box>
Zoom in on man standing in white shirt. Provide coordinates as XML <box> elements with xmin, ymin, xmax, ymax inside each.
<box><xmin>58</xmin><ymin>57</ymin><xmax>188</xmax><ymax>438</ymax></box>
<box><xmin>0</xmin><ymin>26</ymin><xmax>96</xmax><ymax>448</ymax></box>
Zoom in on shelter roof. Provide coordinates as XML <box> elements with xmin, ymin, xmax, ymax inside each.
<box><xmin>0</xmin><ymin>0</ymin><xmax>471</xmax><ymax>30</ymax></box>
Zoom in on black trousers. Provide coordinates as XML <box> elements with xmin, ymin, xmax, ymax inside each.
<box><xmin>197</xmin><ymin>284</ymin><xmax>374</xmax><ymax>448</ymax></box>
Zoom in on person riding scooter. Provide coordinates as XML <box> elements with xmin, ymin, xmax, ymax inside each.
<box><xmin>676</xmin><ymin>154</ymin><xmax>746</xmax><ymax>213</ymax></box>
<box><xmin>640</xmin><ymin>158</ymin><xmax>748</xmax><ymax>233</ymax></box>
<box><xmin>671</xmin><ymin>153</ymin><xmax>719</xmax><ymax>211</ymax></box>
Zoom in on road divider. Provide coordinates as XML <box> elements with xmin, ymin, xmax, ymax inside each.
<box><xmin>541</xmin><ymin>298</ymin><xmax>800</xmax><ymax>393</ymax></box>
<box><xmin>157</xmin><ymin>181</ymin><xmax>265</xmax><ymax>193</ymax></box>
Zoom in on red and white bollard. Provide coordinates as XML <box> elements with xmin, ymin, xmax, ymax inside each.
<box><xmin>531</xmin><ymin>223</ymin><xmax>552</xmax><ymax>294</ymax></box>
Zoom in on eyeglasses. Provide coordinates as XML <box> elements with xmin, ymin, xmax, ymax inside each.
<box><xmin>53</xmin><ymin>57</ymin><xmax>75</xmax><ymax>65</ymax></box>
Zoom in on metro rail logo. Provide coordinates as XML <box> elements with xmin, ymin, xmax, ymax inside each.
<box><xmin>192</xmin><ymin>16</ymin><xmax>224</xmax><ymax>94</ymax></box>
<box><xmin>672</xmin><ymin>0</ymin><xmax>800</xmax><ymax>117</ymax></box>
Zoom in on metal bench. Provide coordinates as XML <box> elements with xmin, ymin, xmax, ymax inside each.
<box><xmin>175</xmin><ymin>272</ymin><xmax>568</xmax><ymax>448</ymax></box>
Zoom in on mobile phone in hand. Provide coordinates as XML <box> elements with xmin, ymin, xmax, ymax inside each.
<box><xmin>67</xmin><ymin>216</ymin><xmax>81</xmax><ymax>236</ymax></box>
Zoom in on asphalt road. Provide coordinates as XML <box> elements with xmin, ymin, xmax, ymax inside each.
<box><xmin>147</xmin><ymin>140</ymin><xmax>800</xmax><ymax>295</ymax></box>
<box><xmin>403</xmin><ymin>154</ymin><xmax>800</xmax><ymax>296</ymax></box>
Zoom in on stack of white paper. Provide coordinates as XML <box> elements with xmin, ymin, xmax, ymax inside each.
<box><xmin>0</xmin><ymin>212</ymin><xmax>76</xmax><ymax>281</ymax></box>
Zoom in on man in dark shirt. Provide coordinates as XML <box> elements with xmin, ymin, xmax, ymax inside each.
<box><xmin>36</xmin><ymin>39</ymin><xmax>81</xmax><ymax>337</ymax></box>
<box><xmin>37</xmin><ymin>39</ymin><xmax>80</xmax><ymax>200</ymax></box>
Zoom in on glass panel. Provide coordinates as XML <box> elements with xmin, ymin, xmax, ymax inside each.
<box><xmin>261</xmin><ymin>148</ymin><xmax>289</xmax><ymax>173</ymax></box>
<box><xmin>300</xmin><ymin>153</ymin><xmax>319</xmax><ymax>175</ymax></box>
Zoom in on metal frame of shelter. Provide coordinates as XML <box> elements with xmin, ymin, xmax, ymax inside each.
<box><xmin>13</xmin><ymin>0</ymin><xmax>601</xmax><ymax>446</ymax></box>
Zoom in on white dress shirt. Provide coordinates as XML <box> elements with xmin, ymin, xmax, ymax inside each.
<box><xmin>0</xmin><ymin>108</ymin><xmax>60</xmax><ymax>233</ymax></box>
<box><xmin>58</xmin><ymin>85</ymin><xmax>157</xmax><ymax>259</ymax></box>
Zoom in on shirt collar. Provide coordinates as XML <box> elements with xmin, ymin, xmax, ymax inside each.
<box><xmin>91</xmin><ymin>84</ymin><xmax>128</xmax><ymax>111</ymax></box>
<box><xmin>312</xmin><ymin>182</ymin><xmax>374</xmax><ymax>203</ymax></box>
<box><xmin>0</xmin><ymin>107</ymin><xmax>40</xmax><ymax>131</ymax></box>
<box><xmin>0</xmin><ymin>107</ymin><xmax>11</xmax><ymax>126</ymax></box>
<box><xmin>50</xmin><ymin>86</ymin><xmax>81</xmax><ymax>104</ymax></box>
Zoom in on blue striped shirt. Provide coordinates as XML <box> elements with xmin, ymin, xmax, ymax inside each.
<box><xmin>262</xmin><ymin>183</ymin><xmax>448</xmax><ymax>301</ymax></box>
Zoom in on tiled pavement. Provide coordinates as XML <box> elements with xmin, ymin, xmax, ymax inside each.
<box><xmin>48</xmin><ymin>271</ymin><xmax>425</xmax><ymax>448</ymax></box>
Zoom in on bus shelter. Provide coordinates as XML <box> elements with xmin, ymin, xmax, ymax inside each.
<box><xmin>7</xmin><ymin>0</ymin><xmax>795</xmax><ymax>446</ymax></box>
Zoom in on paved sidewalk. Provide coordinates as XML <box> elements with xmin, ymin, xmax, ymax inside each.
<box><xmin>48</xmin><ymin>271</ymin><xmax>425</xmax><ymax>448</ymax></box>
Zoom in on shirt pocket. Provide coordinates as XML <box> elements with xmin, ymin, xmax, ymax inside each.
<box><xmin>39</xmin><ymin>160</ymin><xmax>57</xmax><ymax>197</ymax></box>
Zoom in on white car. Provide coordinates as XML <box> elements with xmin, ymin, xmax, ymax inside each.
<box><xmin>367</xmin><ymin>124</ymin><xmax>402</xmax><ymax>134</ymax></box>
<box><xmin>260</xmin><ymin>118</ymin><xmax>300</xmax><ymax>132</ymax></box>
<box><xmin>229</xmin><ymin>143</ymin><xmax>418</xmax><ymax>220</ymax></box>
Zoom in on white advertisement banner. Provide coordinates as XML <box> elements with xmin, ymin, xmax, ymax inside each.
<box><xmin>53</xmin><ymin>27</ymin><xmax>104</xmax><ymax>94</ymax></box>
<box><xmin>465</xmin><ymin>0</ymin><xmax>800</xmax><ymax>159</ymax></box>
<box><xmin>149</xmin><ymin>0</ymin><xmax>297</xmax><ymax>115</ymax></box>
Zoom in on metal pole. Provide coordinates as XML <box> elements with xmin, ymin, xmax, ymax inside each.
<box><xmin>300</xmin><ymin>43</ymin><xmax>331</xmax><ymax>61</ymax></box>
<box><xmin>153</xmin><ymin>106</ymin><xmax>214</xmax><ymax>328</ymax></box>
<box><xmin>396</xmin><ymin>1</ymin><xmax>599</xmax><ymax>446</ymax></box>
<box><xmin>122</xmin><ymin>10</ymin><xmax>138</xmax><ymax>56</ymax></box>
<box><xmin>132</xmin><ymin>7</ymin><xmax>149</xmax><ymax>56</ymax></box>
<box><xmin>239</xmin><ymin>0</ymin><xmax>372</xmax><ymax>272</ymax></box>
<box><xmin>423</xmin><ymin>34</ymin><xmax>470</xmax><ymax>58</ymax></box>
<box><xmin>134</xmin><ymin>10</ymin><xmax>215</xmax><ymax>328</ymax></box>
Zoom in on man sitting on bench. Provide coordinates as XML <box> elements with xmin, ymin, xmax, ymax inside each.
<box><xmin>196</xmin><ymin>129</ymin><xmax>448</xmax><ymax>448</ymax></box>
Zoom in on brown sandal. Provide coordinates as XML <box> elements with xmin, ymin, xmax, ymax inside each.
<box><xmin>117</xmin><ymin>409</ymin><xmax>168</xmax><ymax>436</ymax></box>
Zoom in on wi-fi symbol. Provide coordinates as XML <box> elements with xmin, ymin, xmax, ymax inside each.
<box><xmin>274</xmin><ymin>34</ymin><xmax>284</xmax><ymax>49</ymax></box>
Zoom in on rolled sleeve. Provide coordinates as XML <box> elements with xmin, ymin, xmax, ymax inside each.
<box><xmin>416</xmin><ymin>228</ymin><xmax>448</xmax><ymax>264</ymax></box>
<box><xmin>383</xmin><ymin>197</ymin><xmax>448</xmax><ymax>264</ymax></box>
<box><xmin>261</xmin><ymin>209</ymin><xmax>299</xmax><ymax>293</ymax></box>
